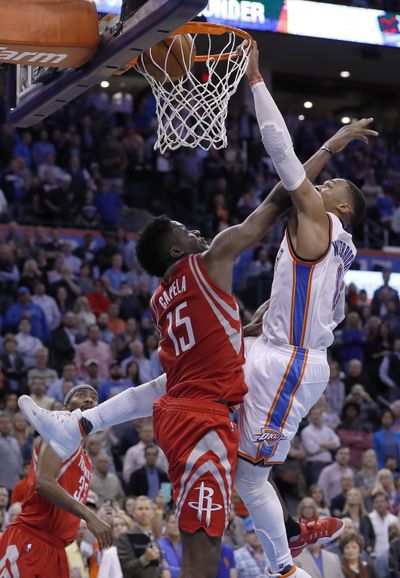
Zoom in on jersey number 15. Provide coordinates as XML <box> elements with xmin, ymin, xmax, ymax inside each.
<box><xmin>167</xmin><ymin>301</ymin><xmax>196</xmax><ymax>356</ymax></box>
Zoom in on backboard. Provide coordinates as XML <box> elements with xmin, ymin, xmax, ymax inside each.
<box><xmin>3</xmin><ymin>0</ymin><xmax>208</xmax><ymax>127</ymax></box>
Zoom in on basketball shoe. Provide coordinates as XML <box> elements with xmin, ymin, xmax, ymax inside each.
<box><xmin>289</xmin><ymin>516</ymin><xmax>345</xmax><ymax>558</ymax></box>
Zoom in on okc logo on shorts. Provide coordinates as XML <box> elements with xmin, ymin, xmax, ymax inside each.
<box><xmin>188</xmin><ymin>481</ymin><xmax>222</xmax><ymax>527</ymax></box>
<box><xmin>254</xmin><ymin>427</ymin><xmax>286</xmax><ymax>447</ymax></box>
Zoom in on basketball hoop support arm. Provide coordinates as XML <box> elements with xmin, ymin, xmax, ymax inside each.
<box><xmin>5</xmin><ymin>0</ymin><xmax>208</xmax><ymax>128</ymax></box>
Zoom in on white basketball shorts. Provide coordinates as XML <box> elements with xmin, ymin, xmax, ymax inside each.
<box><xmin>238</xmin><ymin>336</ymin><xmax>329</xmax><ymax>466</ymax></box>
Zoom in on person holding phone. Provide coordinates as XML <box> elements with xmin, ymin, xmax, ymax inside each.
<box><xmin>117</xmin><ymin>495</ymin><xmax>170</xmax><ymax>578</ymax></box>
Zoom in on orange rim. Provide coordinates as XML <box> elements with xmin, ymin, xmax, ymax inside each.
<box><xmin>130</xmin><ymin>21</ymin><xmax>253</xmax><ymax>67</ymax></box>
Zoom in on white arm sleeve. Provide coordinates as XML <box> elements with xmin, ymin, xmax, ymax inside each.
<box><xmin>89</xmin><ymin>374</ymin><xmax>168</xmax><ymax>432</ymax></box>
<box><xmin>251</xmin><ymin>81</ymin><xmax>306</xmax><ymax>191</ymax></box>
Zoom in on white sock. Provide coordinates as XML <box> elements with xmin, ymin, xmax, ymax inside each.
<box><xmin>235</xmin><ymin>458</ymin><xmax>293</xmax><ymax>574</ymax></box>
<box><xmin>82</xmin><ymin>375</ymin><xmax>167</xmax><ymax>433</ymax></box>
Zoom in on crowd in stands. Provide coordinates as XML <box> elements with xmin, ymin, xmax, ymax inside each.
<box><xmin>1</xmin><ymin>83</ymin><xmax>400</xmax><ymax>577</ymax></box>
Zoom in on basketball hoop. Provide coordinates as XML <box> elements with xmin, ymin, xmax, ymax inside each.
<box><xmin>134</xmin><ymin>22</ymin><xmax>253</xmax><ymax>153</ymax></box>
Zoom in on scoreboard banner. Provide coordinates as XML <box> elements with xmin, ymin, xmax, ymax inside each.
<box><xmin>94</xmin><ymin>0</ymin><xmax>400</xmax><ymax>48</ymax></box>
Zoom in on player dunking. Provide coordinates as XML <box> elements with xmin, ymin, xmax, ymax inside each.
<box><xmin>232</xmin><ymin>43</ymin><xmax>378</xmax><ymax>576</ymax></box>
<box><xmin>0</xmin><ymin>385</ymin><xmax>112</xmax><ymax>578</ymax></box>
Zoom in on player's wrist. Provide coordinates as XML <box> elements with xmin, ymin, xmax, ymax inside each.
<box><xmin>248</xmin><ymin>74</ymin><xmax>264</xmax><ymax>87</ymax></box>
<box><xmin>320</xmin><ymin>144</ymin><xmax>334</xmax><ymax>156</ymax></box>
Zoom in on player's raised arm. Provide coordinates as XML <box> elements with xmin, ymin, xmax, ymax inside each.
<box><xmin>245</xmin><ymin>42</ymin><xmax>378</xmax><ymax>259</ymax></box>
<box><xmin>35</xmin><ymin>441</ymin><xmax>113</xmax><ymax>549</ymax></box>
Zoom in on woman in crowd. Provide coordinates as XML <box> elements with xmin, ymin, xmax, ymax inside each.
<box><xmin>98</xmin><ymin>514</ymin><xmax>133</xmax><ymax>578</ymax></box>
<box><xmin>73</xmin><ymin>295</ymin><xmax>96</xmax><ymax>334</ymax></box>
<box><xmin>297</xmin><ymin>497</ymin><xmax>318</xmax><ymax>522</ymax></box>
<box><xmin>339</xmin><ymin>532</ymin><xmax>377</xmax><ymax>578</ymax></box>
<box><xmin>372</xmin><ymin>468</ymin><xmax>397</xmax><ymax>513</ymax></box>
<box><xmin>341</xmin><ymin>488</ymin><xmax>375</xmax><ymax>555</ymax></box>
<box><xmin>308</xmin><ymin>484</ymin><xmax>330</xmax><ymax>517</ymax></box>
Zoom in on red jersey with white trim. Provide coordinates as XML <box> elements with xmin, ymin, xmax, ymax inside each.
<box><xmin>15</xmin><ymin>441</ymin><xmax>92</xmax><ymax>547</ymax></box>
<box><xmin>150</xmin><ymin>254</ymin><xmax>247</xmax><ymax>404</ymax></box>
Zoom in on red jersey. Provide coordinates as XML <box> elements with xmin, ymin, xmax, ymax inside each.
<box><xmin>150</xmin><ymin>254</ymin><xmax>247</xmax><ymax>404</ymax></box>
<box><xmin>15</xmin><ymin>442</ymin><xmax>93</xmax><ymax>547</ymax></box>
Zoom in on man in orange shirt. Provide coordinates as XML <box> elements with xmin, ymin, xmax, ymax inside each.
<box><xmin>10</xmin><ymin>463</ymin><xmax>30</xmax><ymax>504</ymax></box>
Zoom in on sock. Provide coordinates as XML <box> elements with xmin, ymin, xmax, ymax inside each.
<box><xmin>81</xmin><ymin>375</ymin><xmax>167</xmax><ymax>433</ymax></box>
<box><xmin>235</xmin><ymin>458</ymin><xmax>293</xmax><ymax>574</ymax></box>
<box><xmin>285</xmin><ymin>517</ymin><xmax>301</xmax><ymax>540</ymax></box>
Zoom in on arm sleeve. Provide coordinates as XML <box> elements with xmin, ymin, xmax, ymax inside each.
<box><xmin>251</xmin><ymin>82</ymin><xmax>306</xmax><ymax>191</ymax></box>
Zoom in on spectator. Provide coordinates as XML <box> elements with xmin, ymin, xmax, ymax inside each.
<box><xmin>337</xmin><ymin>402</ymin><xmax>373</xmax><ymax>468</ymax></box>
<box><xmin>108</xmin><ymin>302</ymin><xmax>126</xmax><ymax>336</ymax></box>
<box><xmin>308</xmin><ymin>484</ymin><xmax>330</xmax><ymax>517</ymax></box>
<box><xmin>98</xmin><ymin>362</ymin><xmax>133</xmax><ymax>403</ymax></box>
<box><xmin>355</xmin><ymin>449</ymin><xmax>378</xmax><ymax>508</ymax></box>
<box><xmin>84</xmin><ymin>359</ymin><xmax>101</xmax><ymax>389</ymax></box>
<box><xmin>103</xmin><ymin>254</ymin><xmax>127</xmax><ymax>298</ymax></box>
<box><xmin>98</xmin><ymin>312</ymin><xmax>116</xmax><ymax>348</ymax></box>
<box><xmin>0</xmin><ymin>412</ymin><xmax>23</xmax><ymax>491</ymax></box>
<box><xmin>90</xmin><ymin>453</ymin><xmax>125</xmax><ymax>506</ymax></box>
<box><xmin>73</xmin><ymin>296</ymin><xmax>96</xmax><ymax>334</ymax></box>
<box><xmin>234</xmin><ymin>517</ymin><xmax>267</xmax><ymax>578</ymax></box>
<box><xmin>47</xmin><ymin>362</ymin><xmax>81</xmax><ymax>402</ymax></box>
<box><xmin>372</xmin><ymin>272</ymin><xmax>399</xmax><ymax>310</ymax></box>
<box><xmin>297</xmin><ymin>497</ymin><xmax>318</xmax><ymax>521</ymax></box>
<box><xmin>12</xmin><ymin>412</ymin><xmax>33</xmax><ymax>463</ymax></box>
<box><xmin>98</xmin><ymin>514</ymin><xmax>133</xmax><ymax>578</ymax></box>
<box><xmin>379</xmin><ymin>338</ymin><xmax>400</xmax><ymax>401</ymax></box>
<box><xmin>123</xmin><ymin>424</ymin><xmax>168</xmax><ymax>485</ymax></box>
<box><xmin>341</xmin><ymin>488</ymin><xmax>375</xmax><ymax>555</ymax></box>
<box><xmin>29</xmin><ymin>376</ymin><xmax>54</xmax><ymax>410</ymax></box>
<box><xmin>344</xmin><ymin>359</ymin><xmax>370</xmax><ymax>395</ymax></box>
<box><xmin>301</xmin><ymin>406</ymin><xmax>340</xmax><ymax>485</ymax></box>
<box><xmin>373</xmin><ymin>410</ymin><xmax>400</xmax><ymax>469</ymax></box>
<box><xmin>75</xmin><ymin>324</ymin><xmax>113</xmax><ymax>380</ymax></box>
<box><xmin>121</xmin><ymin>340</ymin><xmax>152</xmax><ymax>384</ymax></box>
<box><xmin>325</xmin><ymin>360</ymin><xmax>346</xmax><ymax>418</ymax></box>
<box><xmin>216</xmin><ymin>544</ymin><xmax>237</xmax><ymax>578</ymax></box>
<box><xmin>330</xmin><ymin>472</ymin><xmax>355</xmax><ymax>517</ymax></box>
<box><xmin>368</xmin><ymin>492</ymin><xmax>399</xmax><ymax>558</ymax></box>
<box><xmin>341</xmin><ymin>312</ymin><xmax>365</xmax><ymax>364</ymax></box>
<box><xmin>0</xmin><ymin>486</ymin><xmax>9</xmax><ymax>528</ymax></box>
<box><xmin>388</xmin><ymin>523</ymin><xmax>400</xmax><ymax>578</ymax></box>
<box><xmin>27</xmin><ymin>347</ymin><xmax>58</xmax><ymax>390</ymax></box>
<box><xmin>0</xmin><ymin>334</ymin><xmax>27</xmax><ymax>393</ymax></box>
<box><xmin>372</xmin><ymin>469</ymin><xmax>397</xmax><ymax>512</ymax></box>
<box><xmin>65</xmin><ymin>519</ymin><xmax>92</xmax><ymax>578</ymax></box>
<box><xmin>15</xmin><ymin>317</ymin><xmax>43</xmax><ymax>368</ymax></box>
<box><xmin>296</xmin><ymin>543</ymin><xmax>344</xmax><ymax>578</ymax></box>
<box><xmin>32</xmin><ymin>281</ymin><xmax>61</xmax><ymax>331</ymax></box>
<box><xmin>51</xmin><ymin>312</ymin><xmax>78</xmax><ymax>372</ymax></box>
<box><xmin>318</xmin><ymin>446</ymin><xmax>353</xmax><ymax>506</ymax></box>
<box><xmin>10</xmin><ymin>462</ymin><xmax>30</xmax><ymax>504</ymax></box>
<box><xmin>19</xmin><ymin>258</ymin><xmax>45</xmax><ymax>294</ymax></box>
<box><xmin>126</xmin><ymin>445</ymin><xmax>169</xmax><ymax>500</ymax></box>
<box><xmin>158</xmin><ymin>513</ymin><xmax>182</xmax><ymax>578</ymax></box>
<box><xmin>5</xmin><ymin>286</ymin><xmax>49</xmax><ymax>343</ymax></box>
<box><xmin>338</xmin><ymin>531</ymin><xmax>377</xmax><ymax>578</ymax></box>
<box><xmin>345</xmin><ymin>384</ymin><xmax>380</xmax><ymax>431</ymax></box>
<box><xmin>117</xmin><ymin>495</ymin><xmax>166</xmax><ymax>578</ymax></box>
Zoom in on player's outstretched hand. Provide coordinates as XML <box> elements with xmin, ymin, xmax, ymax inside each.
<box><xmin>243</xmin><ymin>299</ymin><xmax>270</xmax><ymax>337</ymax></box>
<box><xmin>324</xmin><ymin>118</ymin><xmax>379</xmax><ymax>155</ymax></box>
<box><xmin>86</xmin><ymin>512</ymin><xmax>113</xmax><ymax>550</ymax></box>
<box><xmin>244</xmin><ymin>40</ymin><xmax>261</xmax><ymax>82</ymax></box>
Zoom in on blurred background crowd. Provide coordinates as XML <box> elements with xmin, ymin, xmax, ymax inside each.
<box><xmin>1</xmin><ymin>34</ymin><xmax>400</xmax><ymax>578</ymax></box>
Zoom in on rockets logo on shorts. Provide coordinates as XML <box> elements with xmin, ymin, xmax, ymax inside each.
<box><xmin>254</xmin><ymin>427</ymin><xmax>286</xmax><ymax>447</ymax></box>
<box><xmin>188</xmin><ymin>482</ymin><xmax>223</xmax><ymax>527</ymax></box>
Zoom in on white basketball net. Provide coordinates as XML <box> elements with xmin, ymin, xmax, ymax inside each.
<box><xmin>135</xmin><ymin>26</ymin><xmax>252</xmax><ymax>153</ymax></box>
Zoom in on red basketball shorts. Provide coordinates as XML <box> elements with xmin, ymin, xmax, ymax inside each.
<box><xmin>153</xmin><ymin>395</ymin><xmax>239</xmax><ymax>537</ymax></box>
<box><xmin>0</xmin><ymin>523</ymin><xmax>69</xmax><ymax>578</ymax></box>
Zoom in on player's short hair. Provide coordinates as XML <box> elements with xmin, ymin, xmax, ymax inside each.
<box><xmin>136</xmin><ymin>215</ymin><xmax>174</xmax><ymax>277</ymax></box>
<box><xmin>345</xmin><ymin>180</ymin><xmax>366</xmax><ymax>226</ymax></box>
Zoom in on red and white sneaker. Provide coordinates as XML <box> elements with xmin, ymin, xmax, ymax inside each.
<box><xmin>289</xmin><ymin>516</ymin><xmax>345</xmax><ymax>558</ymax></box>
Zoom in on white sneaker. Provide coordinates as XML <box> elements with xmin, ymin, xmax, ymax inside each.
<box><xmin>269</xmin><ymin>567</ymin><xmax>312</xmax><ymax>578</ymax></box>
<box><xmin>18</xmin><ymin>395</ymin><xmax>84</xmax><ymax>460</ymax></box>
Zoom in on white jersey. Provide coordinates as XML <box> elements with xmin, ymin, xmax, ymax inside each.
<box><xmin>263</xmin><ymin>213</ymin><xmax>356</xmax><ymax>351</ymax></box>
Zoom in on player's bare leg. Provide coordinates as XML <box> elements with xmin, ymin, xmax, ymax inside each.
<box><xmin>179</xmin><ymin>530</ymin><xmax>221</xmax><ymax>578</ymax></box>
